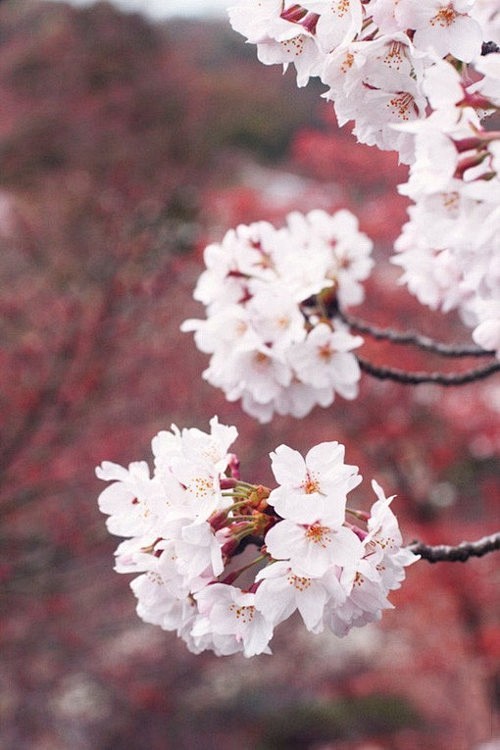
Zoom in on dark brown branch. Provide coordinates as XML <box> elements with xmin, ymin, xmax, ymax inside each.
<box><xmin>357</xmin><ymin>356</ymin><xmax>500</xmax><ymax>385</ymax></box>
<box><xmin>338</xmin><ymin>310</ymin><xmax>494</xmax><ymax>358</ymax></box>
<box><xmin>482</xmin><ymin>41</ymin><xmax>500</xmax><ymax>55</ymax></box>
<box><xmin>408</xmin><ymin>532</ymin><xmax>500</xmax><ymax>563</ymax></box>
<box><xmin>234</xmin><ymin>532</ymin><xmax>500</xmax><ymax>565</ymax></box>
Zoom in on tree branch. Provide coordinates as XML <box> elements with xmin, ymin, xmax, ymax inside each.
<box><xmin>234</xmin><ymin>532</ymin><xmax>500</xmax><ymax>564</ymax></box>
<box><xmin>482</xmin><ymin>41</ymin><xmax>500</xmax><ymax>55</ymax></box>
<box><xmin>408</xmin><ymin>532</ymin><xmax>500</xmax><ymax>563</ymax></box>
<box><xmin>338</xmin><ymin>309</ymin><xmax>494</xmax><ymax>358</ymax></box>
<box><xmin>357</xmin><ymin>356</ymin><xmax>500</xmax><ymax>385</ymax></box>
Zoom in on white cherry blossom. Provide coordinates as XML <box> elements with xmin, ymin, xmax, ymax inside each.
<box><xmin>304</xmin><ymin>0</ymin><xmax>364</xmax><ymax>51</ymax></box>
<box><xmin>265</xmin><ymin>518</ymin><xmax>363</xmax><ymax>577</ymax></box>
<box><xmin>396</xmin><ymin>0</ymin><xmax>483</xmax><ymax>61</ymax></box>
<box><xmin>254</xmin><ymin>561</ymin><xmax>347</xmax><ymax>632</ymax></box>
<box><xmin>285</xmin><ymin>208</ymin><xmax>374</xmax><ymax>306</ymax></box>
<box><xmin>156</xmin><ymin>518</ymin><xmax>225</xmax><ymax>581</ymax></box>
<box><xmin>323</xmin><ymin>559</ymin><xmax>391</xmax><ymax>635</ymax></box>
<box><xmin>256</xmin><ymin>28</ymin><xmax>324</xmax><ymax>87</ymax></box>
<box><xmin>151</xmin><ymin>417</ymin><xmax>238</xmax><ymax>521</ymax></box>
<box><xmin>273</xmin><ymin>379</ymin><xmax>335</xmax><ymax>418</ymax></box>
<box><xmin>268</xmin><ymin>441</ymin><xmax>362</xmax><ymax>524</ymax></box>
<box><xmin>287</xmin><ymin>322</ymin><xmax>362</xmax><ymax>397</ymax></box>
<box><xmin>321</xmin><ymin>35</ymin><xmax>428</xmax><ymax>162</ymax></box>
<box><xmin>469</xmin><ymin>52</ymin><xmax>500</xmax><ymax>106</ymax></box>
<box><xmin>96</xmin><ymin>460</ymin><xmax>158</xmax><ymax>537</ymax></box>
<box><xmin>194</xmin><ymin>584</ymin><xmax>274</xmax><ymax>657</ymax></box>
<box><xmin>229</xmin><ymin>0</ymin><xmax>325</xmax><ymax>86</ymax></box>
<box><xmin>228</xmin><ymin>0</ymin><xmax>283</xmax><ymax>45</ymax></box>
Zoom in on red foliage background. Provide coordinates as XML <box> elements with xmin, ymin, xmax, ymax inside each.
<box><xmin>1</xmin><ymin>3</ymin><xmax>499</xmax><ymax>749</ymax></box>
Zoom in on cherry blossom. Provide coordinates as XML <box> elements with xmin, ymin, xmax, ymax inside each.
<box><xmin>287</xmin><ymin>322</ymin><xmax>362</xmax><ymax>396</ymax></box>
<box><xmin>322</xmin><ymin>34</ymin><xmax>428</xmax><ymax>162</ymax></box>
<box><xmin>396</xmin><ymin>0</ymin><xmax>483</xmax><ymax>61</ymax></box>
<box><xmin>228</xmin><ymin>0</ymin><xmax>493</xmax><ymax>164</ymax></box>
<box><xmin>194</xmin><ymin>584</ymin><xmax>274</xmax><ymax>657</ymax></box>
<box><xmin>323</xmin><ymin>481</ymin><xmax>420</xmax><ymax>637</ymax></box>
<box><xmin>285</xmin><ymin>208</ymin><xmax>374</xmax><ymax>306</ymax></box>
<box><xmin>254</xmin><ymin>561</ymin><xmax>347</xmax><ymax>632</ymax></box>
<box><xmin>469</xmin><ymin>52</ymin><xmax>500</xmax><ymax>106</ymax></box>
<box><xmin>96</xmin><ymin>460</ymin><xmax>158</xmax><ymax>537</ymax></box>
<box><xmin>228</xmin><ymin>0</ymin><xmax>324</xmax><ymax>86</ymax></box>
<box><xmin>268</xmin><ymin>441</ymin><xmax>361</xmax><ymax>524</ymax></box>
<box><xmin>304</xmin><ymin>0</ymin><xmax>364</xmax><ymax>51</ymax></box>
<box><xmin>265</xmin><ymin>518</ymin><xmax>363</xmax><ymax>577</ymax></box>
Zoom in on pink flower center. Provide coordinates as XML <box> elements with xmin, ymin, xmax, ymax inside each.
<box><xmin>229</xmin><ymin>604</ymin><xmax>255</xmax><ymax>624</ymax></box>
<box><xmin>334</xmin><ymin>0</ymin><xmax>351</xmax><ymax>19</ymax></box>
<box><xmin>305</xmin><ymin>524</ymin><xmax>332</xmax><ymax>547</ymax></box>
<box><xmin>254</xmin><ymin>351</ymin><xmax>270</xmax><ymax>367</ymax></box>
<box><xmin>383</xmin><ymin>42</ymin><xmax>405</xmax><ymax>71</ymax></box>
<box><xmin>287</xmin><ymin>573</ymin><xmax>312</xmax><ymax>591</ymax></box>
<box><xmin>340</xmin><ymin>52</ymin><xmax>354</xmax><ymax>74</ymax></box>
<box><xmin>431</xmin><ymin>5</ymin><xmax>458</xmax><ymax>27</ymax></box>
<box><xmin>318</xmin><ymin>342</ymin><xmax>333</xmax><ymax>361</ymax></box>
<box><xmin>387</xmin><ymin>92</ymin><xmax>417</xmax><ymax>121</ymax></box>
<box><xmin>302</xmin><ymin>472</ymin><xmax>320</xmax><ymax>494</ymax></box>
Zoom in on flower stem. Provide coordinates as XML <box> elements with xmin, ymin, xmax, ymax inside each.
<box><xmin>220</xmin><ymin>553</ymin><xmax>269</xmax><ymax>585</ymax></box>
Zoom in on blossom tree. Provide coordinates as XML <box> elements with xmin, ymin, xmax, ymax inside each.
<box><xmin>97</xmin><ymin>0</ymin><xmax>500</xmax><ymax>658</ymax></box>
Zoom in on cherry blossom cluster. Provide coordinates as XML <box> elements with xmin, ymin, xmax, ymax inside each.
<box><xmin>228</xmin><ymin>0</ymin><xmax>497</xmax><ymax>163</ymax></box>
<box><xmin>392</xmin><ymin>56</ymin><xmax>500</xmax><ymax>358</ymax></box>
<box><xmin>227</xmin><ymin>1</ymin><xmax>500</xmax><ymax>356</ymax></box>
<box><xmin>96</xmin><ymin>417</ymin><xmax>419</xmax><ymax>657</ymax></box>
<box><xmin>182</xmin><ymin>209</ymin><xmax>373</xmax><ymax>422</ymax></box>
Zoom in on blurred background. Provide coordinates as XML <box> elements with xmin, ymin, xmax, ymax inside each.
<box><xmin>1</xmin><ymin>1</ymin><xmax>499</xmax><ymax>748</ymax></box>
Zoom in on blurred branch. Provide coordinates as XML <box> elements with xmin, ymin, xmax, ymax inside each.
<box><xmin>357</xmin><ymin>357</ymin><xmax>500</xmax><ymax>385</ymax></box>
<box><xmin>0</xmin><ymin>268</ymin><xmax>121</xmax><ymax>497</ymax></box>
<box><xmin>408</xmin><ymin>532</ymin><xmax>500</xmax><ymax>563</ymax></box>
<box><xmin>0</xmin><ymin>479</ymin><xmax>71</xmax><ymax>519</ymax></box>
<box><xmin>0</xmin><ymin>339</ymin><xmax>79</xmax><ymax>478</ymax></box>
<box><xmin>338</xmin><ymin>309</ymin><xmax>494</xmax><ymax>358</ymax></box>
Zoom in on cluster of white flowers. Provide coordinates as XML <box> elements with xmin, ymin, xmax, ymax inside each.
<box><xmin>97</xmin><ymin>417</ymin><xmax>418</xmax><ymax>657</ymax></box>
<box><xmin>182</xmin><ymin>209</ymin><xmax>372</xmax><ymax>422</ymax></box>
<box><xmin>228</xmin><ymin>0</ymin><xmax>491</xmax><ymax>163</ymax></box>
<box><xmin>95</xmin><ymin>4</ymin><xmax>500</xmax><ymax>662</ymax></box>
<box><xmin>228</xmin><ymin>1</ymin><xmax>500</xmax><ymax>356</ymax></box>
<box><xmin>392</xmin><ymin>57</ymin><xmax>500</xmax><ymax>357</ymax></box>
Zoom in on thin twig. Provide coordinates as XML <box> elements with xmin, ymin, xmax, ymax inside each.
<box><xmin>338</xmin><ymin>310</ymin><xmax>494</xmax><ymax>358</ymax></box>
<box><xmin>357</xmin><ymin>357</ymin><xmax>500</xmax><ymax>385</ymax></box>
<box><xmin>408</xmin><ymin>532</ymin><xmax>500</xmax><ymax>563</ymax></box>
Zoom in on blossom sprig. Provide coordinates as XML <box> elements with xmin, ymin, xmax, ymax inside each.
<box><xmin>392</xmin><ymin>58</ymin><xmax>500</xmax><ymax>358</ymax></box>
<box><xmin>97</xmin><ymin>417</ymin><xmax>419</xmax><ymax>657</ymax></box>
<box><xmin>182</xmin><ymin>209</ymin><xmax>372</xmax><ymax>423</ymax></box>
<box><xmin>227</xmin><ymin>0</ymin><xmax>494</xmax><ymax>163</ymax></box>
<box><xmin>226</xmin><ymin>1</ymin><xmax>500</xmax><ymax>356</ymax></box>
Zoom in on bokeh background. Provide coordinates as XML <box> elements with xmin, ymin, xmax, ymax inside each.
<box><xmin>1</xmin><ymin>2</ymin><xmax>499</xmax><ymax>748</ymax></box>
